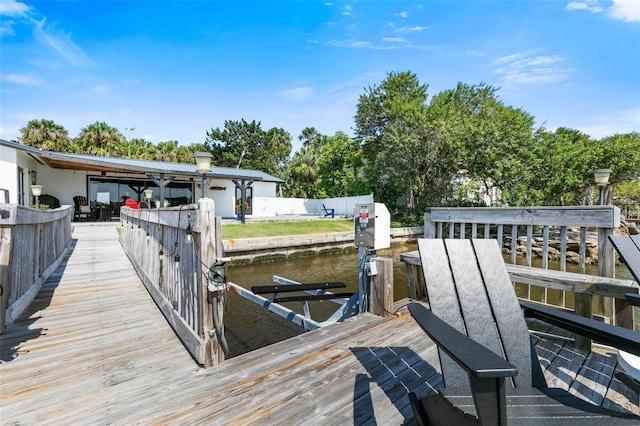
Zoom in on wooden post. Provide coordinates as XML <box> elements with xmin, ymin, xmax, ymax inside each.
<box><xmin>0</xmin><ymin>227</ymin><xmax>12</xmax><ymax>332</ymax></box>
<box><xmin>197</xmin><ymin>198</ymin><xmax>225</xmax><ymax>367</ymax></box>
<box><xmin>369</xmin><ymin>257</ymin><xmax>394</xmax><ymax>317</ymax></box>
<box><xmin>424</xmin><ymin>210</ymin><xmax>435</xmax><ymax>239</ymax></box>
<box><xmin>406</xmin><ymin>263</ymin><xmax>427</xmax><ymax>300</ymax></box>
<box><xmin>574</xmin><ymin>293</ymin><xmax>592</xmax><ymax>351</ymax></box>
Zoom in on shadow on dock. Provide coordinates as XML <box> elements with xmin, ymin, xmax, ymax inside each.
<box><xmin>351</xmin><ymin>346</ymin><xmax>442</xmax><ymax>423</ymax></box>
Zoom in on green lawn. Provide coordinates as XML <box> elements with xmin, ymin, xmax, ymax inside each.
<box><xmin>222</xmin><ymin>219</ymin><xmax>355</xmax><ymax>239</ymax></box>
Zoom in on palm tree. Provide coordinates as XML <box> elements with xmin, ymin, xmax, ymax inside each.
<box><xmin>154</xmin><ymin>141</ymin><xmax>179</xmax><ymax>162</ymax></box>
<box><xmin>124</xmin><ymin>138</ymin><xmax>155</xmax><ymax>160</ymax></box>
<box><xmin>299</xmin><ymin>127</ymin><xmax>322</xmax><ymax>156</ymax></box>
<box><xmin>20</xmin><ymin>119</ymin><xmax>73</xmax><ymax>152</ymax></box>
<box><xmin>77</xmin><ymin>122</ymin><xmax>125</xmax><ymax>156</ymax></box>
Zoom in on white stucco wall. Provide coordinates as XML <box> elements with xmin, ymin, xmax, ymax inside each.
<box><xmin>0</xmin><ymin>145</ymin><xmax>18</xmax><ymax>203</ymax></box>
<box><xmin>37</xmin><ymin>167</ymin><xmax>91</xmax><ymax>206</ymax></box>
<box><xmin>205</xmin><ymin>179</ymin><xmax>278</xmax><ymax>218</ymax></box>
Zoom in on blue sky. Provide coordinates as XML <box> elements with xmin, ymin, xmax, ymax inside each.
<box><xmin>1</xmin><ymin>0</ymin><xmax>638</xmax><ymax>153</ymax></box>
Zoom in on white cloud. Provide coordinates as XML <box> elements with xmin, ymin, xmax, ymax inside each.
<box><xmin>564</xmin><ymin>107</ymin><xmax>640</xmax><ymax>138</ymax></box>
<box><xmin>567</xmin><ymin>0</ymin><xmax>640</xmax><ymax>22</ymax></box>
<box><xmin>32</xmin><ymin>17</ymin><xmax>92</xmax><ymax>66</ymax></box>
<box><xmin>282</xmin><ymin>86</ymin><xmax>315</xmax><ymax>101</ymax></box>
<box><xmin>382</xmin><ymin>37</ymin><xmax>409</xmax><ymax>44</ymax></box>
<box><xmin>2</xmin><ymin>72</ymin><xmax>44</xmax><ymax>86</ymax></box>
<box><xmin>1</xmin><ymin>18</ymin><xmax>16</xmax><ymax>37</ymax></box>
<box><xmin>493</xmin><ymin>51</ymin><xmax>572</xmax><ymax>86</ymax></box>
<box><xmin>609</xmin><ymin>0</ymin><xmax>640</xmax><ymax>22</ymax></box>
<box><xmin>395</xmin><ymin>11</ymin><xmax>409</xmax><ymax>18</ymax></box>
<box><xmin>328</xmin><ymin>38</ymin><xmax>373</xmax><ymax>48</ymax></box>
<box><xmin>342</xmin><ymin>5</ymin><xmax>352</xmax><ymax>16</ymax></box>
<box><xmin>0</xmin><ymin>0</ymin><xmax>29</xmax><ymax>17</ymax></box>
<box><xmin>0</xmin><ymin>0</ymin><xmax>29</xmax><ymax>38</ymax></box>
<box><xmin>566</xmin><ymin>1</ymin><xmax>602</xmax><ymax>13</ymax></box>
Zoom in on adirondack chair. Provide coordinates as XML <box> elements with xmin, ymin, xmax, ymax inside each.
<box><xmin>73</xmin><ymin>195</ymin><xmax>93</xmax><ymax>221</ymax></box>
<box><xmin>407</xmin><ymin>238</ymin><xmax>640</xmax><ymax>426</ymax></box>
<box><xmin>610</xmin><ymin>234</ymin><xmax>640</xmax><ymax>283</ymax></box>
<box><xmin>322</xmin><ymin>204</ymin><xmax>335</xmax><ymax>218</ymax></box>
<box><xmin>608</xmin><ymin>234</ymin><xmax>640</xmax><ymax>393</ymax></box>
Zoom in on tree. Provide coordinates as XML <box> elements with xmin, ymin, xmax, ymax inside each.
<box><xmin>427</xmin><ymin>82</ymin><xmax>538</xmax><ymax>206</ymax></box>
<box><xmin>355</xmin><ymin>71</ymin><xmax>436</xmax><ymax>215</ymax></box>
<box><xmin>19</xmin><ymin>119</ymin><xmax>74</xmax><ymax>152</ymax></box>
<box><xmin>76</xmin><ymin>122</ymin><xmax>125</xmax><ymax>156</ymax></box>
<box><xmin>123</xmin><ymin>137</ymin><xmax>155</xmax><ymax>160</ymax></box>
<box><xmin>205</xmin><ymin>119</ymin><xmax>291</xmax><ymax>174</ymax></box>
<box><xmin>530</xmin><ymin>128</ymin><xmax>597</xmax><ymax>205</ymax></box>
<box><xmin>316</xmin><ymin>131</ymin><xmax>369</xmax><ymax>197</ymax></box>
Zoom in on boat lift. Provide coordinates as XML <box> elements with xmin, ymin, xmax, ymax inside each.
<box><xmin>226</xmin><ymin>202</ymin><xmax>391</xmax><ymax>330</ymax></box>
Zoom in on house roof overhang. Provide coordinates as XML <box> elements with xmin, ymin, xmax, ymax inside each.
<box><xmin>1</xmin><ymin>139</ymin><xmax>284</xmax><ymax>183</ymax></box>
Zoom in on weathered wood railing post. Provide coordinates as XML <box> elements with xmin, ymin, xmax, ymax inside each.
<box><xmin>197</xmin><ymin>198</ymin><xmax>225</xmax><ymax>367</ymax></box>
<box><xmin>369</xmin><ymin>257</ymin><xmax>394</xmax><ymax>317</ymax></box>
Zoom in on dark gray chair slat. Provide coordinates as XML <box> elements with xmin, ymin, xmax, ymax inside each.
<box><xmin>472</xmin><ymin>239</ymin><xmax>535</xmax><ymax>388</ymax></box>
<box><xmin>440</xmin><ymin>387</ymin><xmax>640</xmax><ymax>424</ymax></box>
<box><xmin>444</xmin><ymin>240</ymin><xmax>507</xmax><ymax>370</ymax></box>
<box><xmin>417</xmin><ymin>239</ymin><xmax>468</xmax><ymax>387</ymax></box>
<box><xmin>609</xmin><ymin>235</ymin><xmax>640</xmax><ymax>283</ymax></box>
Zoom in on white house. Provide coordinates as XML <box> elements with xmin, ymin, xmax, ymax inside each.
<box><xmin>0</xmin><ymin>139</ymin><xmax>283</xmax><ymax>219</ymax></box>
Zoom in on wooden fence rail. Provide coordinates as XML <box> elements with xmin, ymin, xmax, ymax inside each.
<box><xmin>120</xmin><ymin>199</ymin><xmax>225</xmax><ymax>367</ymax></box>
<box><xmin>0</xmin><ymin>204</ymin><xmax>73</xmax><ymax>331</ymax></box>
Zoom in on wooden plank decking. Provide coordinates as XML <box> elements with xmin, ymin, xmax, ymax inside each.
<box><xmin>1</xmin><ymin>225</ymin><xmax>638</xmax><ymax>424</ymax></box>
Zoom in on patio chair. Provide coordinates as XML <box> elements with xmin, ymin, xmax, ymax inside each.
<box><xmin>322</xmin><ymin>204</ymin><xmax>335</xmax><ymax>218</ymax></box>
<box><xmin>407</xmin><ymin>238</ymin><xmax>640</xmax><ymax>426</ymax></box>
<box><xmin>73</xmin><ymin>196</ymin><xmax>93</xmax><ymax>221</ymax></box>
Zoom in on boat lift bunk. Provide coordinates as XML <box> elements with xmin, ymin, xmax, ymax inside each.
<box><xmin>226</xmin><ymin>203</ymin><xmax>391</xmax><ymax>331</ymax></box>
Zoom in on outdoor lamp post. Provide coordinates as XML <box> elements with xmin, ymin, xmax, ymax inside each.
<box><xmin>143</xmin><ymin>188</ymin><xmax>153</xmax><ymax>204</ymax></box>
<box><xmin>594</xmin><ymin>168</ymin><xmax>612</xmax><ymax>205</ymax></box>
<box><xmin>30</xmin><ymin>184</ymin><xmax>43</xmax><ymax>210</ymax></box>
<box><xmin>193</xmin><ymin>152</ymin><xmax>213</xmax><ymax>199</ymax></box>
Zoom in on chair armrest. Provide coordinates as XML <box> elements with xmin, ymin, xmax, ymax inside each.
<box><xmin>520</xmin><ymin>301</ymin><xmax>640</xmax><ymax>356</ymax></box>
<box><xmin>408</xmin><ymin>303</ymin><xmax>518</xmax><ymax>379</ymax></box>
<box><xmin>626</xmin><ymin>293</ymin><xmax>640</xmax><ymax>307</ymax></box>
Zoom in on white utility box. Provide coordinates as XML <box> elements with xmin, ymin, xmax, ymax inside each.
<box><xmin>354</xmin><ymin>202</ymin><xmax>391</xmax><ymax>250</ymax></box>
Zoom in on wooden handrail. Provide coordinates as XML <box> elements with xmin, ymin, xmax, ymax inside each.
<box><xmin>119</xmin><ymin>200</ymin><xmax>225</xmax><ymax>367</ymax></box>
<box><xmin>0</xmin><ymin>205</ymin><xmax>73</xmax><ymax>331</ymax></box>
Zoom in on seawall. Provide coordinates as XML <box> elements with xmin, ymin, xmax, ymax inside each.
<box><xmin>223</xmin><ymin>227</ymin><xmax>423</xmax><ymax>265</ymax></box>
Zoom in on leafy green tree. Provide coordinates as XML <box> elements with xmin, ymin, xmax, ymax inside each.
<box><xmin>427</xmin><ymin>82</ymin><xmax>538</xmax><ymax>206</ymax></box>
<box><xmin>316</xmin><ymin>131</ymin><xmax>369</xmax><ymax>197</ymax></box>
<box><xmin>355</xmin><ymin>71</ymin><xmax>441</xmax><ymax>216</ymax></box>
<box><xmin>76</xmin><ymin>121</ymin><xmax>125</xmax><ymax>156</ymax></box>
<box><xmin>19</xmin><ymin>119</ymin><xmax>74</xmax><ymax>152</ymax></box>
<box><xmin>205</xmin><ymin>119</ymin><xmax>291</xmax><ymax>174</ymax></box>
<box><xmin>530</xmin><ymin>128</ymin><xmax>594</xmax><ymax>205</ymax></box>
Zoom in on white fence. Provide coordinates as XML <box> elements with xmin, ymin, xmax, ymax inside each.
<box><xmin>250</xmin><ymin>195</ymin><xmax>374</xmax><ymax>218</ymax></box>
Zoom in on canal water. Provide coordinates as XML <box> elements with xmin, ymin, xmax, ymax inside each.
<box><xmin>224</xmin><ymin>243</ymin><xmax>633</xmax><ymax>358</ymax></box>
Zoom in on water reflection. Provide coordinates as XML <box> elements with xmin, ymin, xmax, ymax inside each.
<box><xmin>224</xmin><ymin>244</ymin><xmax>416</xmax><ymax>357</ymax></box>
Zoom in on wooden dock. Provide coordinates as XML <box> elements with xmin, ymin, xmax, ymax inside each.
<box><xmin>1</xmin><ymin>225</ymin><xmax>638</xmax><ymax>424</ymax></box>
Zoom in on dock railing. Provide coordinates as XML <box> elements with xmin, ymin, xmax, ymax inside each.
<box><xmin>120</xmin><ymin>199</ymin><xmax>225</xmax><ymax>367</ymax></box>
<box><xmin>0</xmin><ymin>204</ymin><xmax>73</xmax><ymax>331</ymax></box>
<box><xmin>414</xmin><ymin>206</ymin><xmax>639</xmax><ymax>345</ymax></box>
